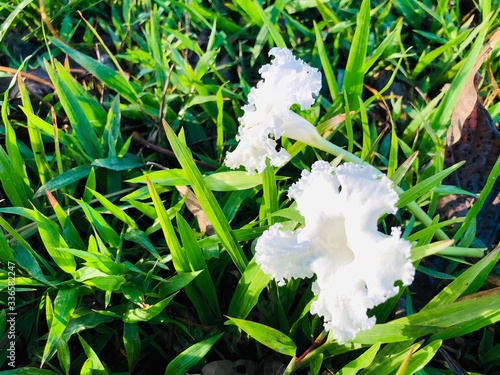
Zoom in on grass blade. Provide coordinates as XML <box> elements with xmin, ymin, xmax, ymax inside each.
<box><xmin>163</xmin><ymin>120</ymin><xmax>248</xmax><ymax>274</ymax></box>
<box><xmin>343</xmin><ymin>0</ymin><xmax>370</xmax><ymax>110</ymax></box>
<box><xmin>42</xmin><ymin>287</ymin><xmax>78</xmax><ymax>366</ymax></box>
<box><xmin>164</xmin><ymin>333</ymin><xmax>223</xmax><ymax>375</ymax></box>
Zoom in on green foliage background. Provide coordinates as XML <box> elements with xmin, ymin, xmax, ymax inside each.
<box><xmin>0</xmin><ymin>0</ymin><xmax>499</xmax><ymax>374</ymax></box>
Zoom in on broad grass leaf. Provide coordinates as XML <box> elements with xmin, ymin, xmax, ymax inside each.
<box><xmin>262</xmin><ymin>163</ymin><xmax>278</xmax><ymax>225</ymax></box>
<box><xmin>397</xmin><ymin>162</ymin><xmax>464</xmax><ymax>208</ymax></box>
<box><xmin>91</xmin><ymin>157</ymin><xmax>144</xmax><ymax>171</ymax></box>
<box><xmin>204</xmin><ymin>171</ymin><xmax>269</xmax><ymax>191</ymax></box>
<box><xmin>156</xmin><ymin>271</ymin><xmax>201</xmax><ymax>297</ymax></box>
<box><xmin>123</xmin><ymin>294</ymin><xmax>176</xmax><ymax>323</ymax></box>
<box><xmin>73</xmin><ymin>266</ymin><xmax>126</xmax><ymax>291</ymax></box>
<box><xmin>0</xmin><ymin>214</ymin><xmax>56</xmax><ymax>278</ymax></box>
<box><xmin>87</xmin><ymin>188</ymin><xmax>137</xmax><ymax>228</ymax></box>
<box><xmin>228</xmin><ymin>257</ymin><xmax>270</xmax><ymax>319</ymax></box>
<box><xmin>45</xmin><ymin>60</ymin><xmax>103</xmax><ymax>159</ymax></box>
<box><xmin>359</xmin><ymin>340</ymin><xmax>441</xmax><ymax>375</ymax></box>
<box><xmin>123</xmin><ymin>323</ymin><xmax>141</xmax><ymax>372</ymax></box>
<box><xmin>0</xmin><ymin>370</ymin><xmax>59</xmax><ymax>375</ymax></box>
<box><xmin>430</xmin><ymin>18</ymin><xmax>491</xmax><ymax>135</ymax></box>
<box><xmin>164</xmin><ymin>333</ymin><xmax>223</xmax><ymax>375</ymax></box>
<box><xmin>77</xmin><ymin>335</ymin><xmax>108</xmax><ymax>374</ymax></box>
<box><xmin>0</xmin><ymin>144</ymin><xmax>32</xmax><ymax>208</ymax></box>
<box><xmin>42</xmin><ymin>287</ymin><xmax>78</xmax><ymax>366</ymax></box>
<box><xmin>353</xmin><ymin>324</ymin><xmax>437</xmax><ymax>345</ymax></box>
<box><xmin>128</xmin><ymin>169</ymin><xmax>189</xmax><ymax>186</ymax></box>
<box><xmin>337</xmin><ymin>343</ymin><xmax>381</xmax><ymax>375</ymax></box>
<box><xmin>34</xmin><ymin>165</ymin><xmax>92</xmax><ymax>198</ymax></box>
<box><xmin>58</xmin><ymin>247</ymin><xmax>125</xmax><ymax>275</ymax></box>
<box><xmin>20</xmin><ymin>110</ymin><xmax>90</xmax><ymax>161</ymax></box>
<box><xmin>50</xmin><ymin>37</ymin><xmax>138</xmax><ymax>103</ymax></box>
<box><xmin>163</xmin><ymin>121</ymin><xmax>248</xmax><ymax>273</ymax></box>
<box><xmin>343</xmin><ymin>0</ymin><xmax>370</xmax><ymax>110</ymax></box>
<box><xmin>72</xmin><ymin>198</ymin><xmax>120</xmax><ymax>248</ymax></box>
<box><xmin>123</xmin><ymin>228</ymin><xmax>161</xmax><ymax>259</ymax></box>
<box><xmin>0</xmin><ymin>0</ymin><xmax>33</xmax><ymax>42</ymax></box>
<box><xmin>411</xmin><ymin>240</ymin><xmax>455</xmax><ymax>261</ymax></box>
<box><xmin>34</xmin><ymin>209</ymin><xmax>76</xmax><ymax>274</ymax></box>
<box><xmin>2</xmin><ymin>90</ymin><xmax>30</xmax><ymax>188</ymax></box>
<box><xmin>177</xmin><ymin>214</ymin><xmax>220</xmax><ymax>317</ymax></box>
<box><xmin>55</xmin><ymin>338</ymin><xmax>71</xmax><ymax>375</ymax></box>
<box><xmin>147</xmin><ymin>180</ymin><xmax>216</xmax><ymax>323</ymax></box>
<box><xmin>254</xmin><ymin>2</ymin><xmax>286</xmax><ymax>49</ymax></box>
<box><xmin>423</xmin><ymin>246</ymin><xmax>500</xmax><ymax>310</ymax></box>
<box><xmin>314</xmin><ymin>21</ymin><xmax>338</xmax><ymax>100</ymax></box>
<box><xmin>226</xmin><ymin>317</ymin><xmax>297</xmax><ymax>356</ymax></box>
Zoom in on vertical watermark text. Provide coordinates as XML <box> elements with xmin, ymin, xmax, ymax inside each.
<box><xmin>6</xmin><ymin>261</ymin><xmax>16</xmax><ymax>368</ymax></box>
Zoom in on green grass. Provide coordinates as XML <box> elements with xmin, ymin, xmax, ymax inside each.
<box><xmin>0</xmin><ymin>0</ymin><xmax>499</xmax><ymax>374</ymax></box>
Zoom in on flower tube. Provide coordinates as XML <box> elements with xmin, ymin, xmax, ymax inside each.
<box><xmin>255</xmin><ymin>161</ymin><xmax>415</xmax><ymax>344</ymax></box>
<box><xmin>225</xmin><ymin>48</ymin><xmax>322</xmax><ymax>174</ymax></box>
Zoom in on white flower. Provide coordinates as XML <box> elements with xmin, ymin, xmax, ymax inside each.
<box><xmin>225</xmin><ymin>48</ymin><xmax>322</xmax><ymax>174</ymax></box>
<box><xmin>255</xmin><ymin>161</ymin><xmax>415</xmax><ymax>344</ymax></box>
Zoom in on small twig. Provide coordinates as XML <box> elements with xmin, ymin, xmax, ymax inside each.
<box><xmin>0</xmin><ymin>66</ymin><xmax>55</xmax><ymax>91</ymax></box>
<box><xmin>39</xmin><ymin>0</ymin><xmax>65</xmax><ymax>43</ymax></box>
<box><xmin>132</xmin><ymin>131</ymin><xmax>216</xmax><ymax>170</ymax></box>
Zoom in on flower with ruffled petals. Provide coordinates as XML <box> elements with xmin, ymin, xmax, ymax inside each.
<box><xmin>255</xmin><ymin>161</ymin><xmax>415</xmax><ymax>344</ymax></box>
<box><xmin>225</xmin><ymin>48</ymin><xmax>322</xmax><ymax>174</ymax></box>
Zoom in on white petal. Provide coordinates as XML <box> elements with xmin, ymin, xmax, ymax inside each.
<box><xmin>253</xmin><ymin>48</ymin><xmax>322</xmax><ymax>113</ymax></box>
<box><xmin>255</xmin><ymin>224</ymin><xmax>315</xmax><ymax>285</ymax></box>
<box><xmin>336</xmin><ymin>163</ymin><xmax>399</xmax><ymax>231</ymax></box>
<box><xmin>225</xmin><ymin>122</ymin><xmax>290</xmax><ymax>175</ymax></box>
<box><xmin>281</xmin><ymin>161</ymin><xmax>414</xmax><ymax>343</ymax></box>
<box><xmin>225</xmin><ymin>48</ymin><xmax>322</xmax><ymax>174</ymax></box>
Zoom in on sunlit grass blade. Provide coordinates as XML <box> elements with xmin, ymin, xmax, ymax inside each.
<box><xmin>343</xmin><ymin>0</ymin><xmax>370</xmax><ymax>110</ymax></box>
<box><xmin>429</xmin><ymin>17</ymin><xmax>490</xmax><ymax>136</ymax></box>
<box><xmin>71</xmin><ymin>198</ymin><xmax>120</xmax><ymax>248</ymax></box>
<box><xmin>34</xmin><ymin>165</ymin><xmax>92</xmax><ymax>199</ymax></box>
<box><xmin>164</xmin><ymin>333</ymin><xmax>223</xmax><ymax>375</ymax></box>
<box><xmin>87</xmin><ymin>188</ymin><xmax>137</xmax><ymax>228</ymax></box>
<box><xmin>34</xmin><ymin>208</ymin><xmax>76</xmax><ymax>274</ymax></box>
<box><xmin>254</xmin><ymin>2</ymin><xmax>287</xmax><ymax>49</ymax></box>
<box><xmin>176</xmin><ymin>214</ymin><xmax>220</xmax><ymax>319</ymax></box>
<box><xmin>146</xmin><ymin>177</ymin><xmax>216</xmax><ymax>324</ymax></box>
<box><xmin>18</xmin><ymin>75</ymin><xmax>52</xmax><ymax>185</ymax></box>
<box><xmin>0</xmin><ymin>144</ymin><xmax>32</xmax><ymax>208</ymax></box>
<box><xmin>396</xmin><ymin>162</ymin><xmax>464</xmax><ymax>208</ymax></box>
<box><xmin>337</xmin><ymin>343</ymin><xmax>381</xmax><ymax>375</ymax></box>
<box><xmin>314</xmin><ymin>21</ymin><xmax>338</xmax><ymax>100</ymax></box>
<box><xmin>228</xmin><ymin>257</ymin><xmax>270</xmax><ymax>319</ymax></box>
<box><xmin>2</xmin><ymin>87</ymin><xmax>30</xmax><ymax>188</ymax></box>
<box><xmin>77</xmin><ymin>335</ymin><xmax>108</xmax><ymax>373</ymax></box>
<box><xmin>262</xmin><ymin>163</ymin><xmax>278</xmax><ymax>225</ymax></box>
<box><xmin>423</xmin><ymin>246</ymin><xmax>500</xmax><ymax>311</ymax></box>
<box><xmin>42</xmin><ymin>287</ymin><xmax>78</xmax><ymax>366</ymax></box>
<box><xmin>123</xmin><ymin>323</ymin><xmax>141</xmax><ymax>373</ymax></box>
<box><xmin>226</xmin><ymin>316</ymin><xmax>297</xmax><ymax>356</ymax></box>
<box><xmin>163</xmin><ymin>120</ymin><xmax>248</xmax><ymax>274</ymax></box>
<box><xmin>45</xmin><ymin>60</ymin><xmax>103</xmax><ymax>159</ymax></box>
<box><xmin>50</xmin><ymin>37</ymin><xmax>139</xmax><ymax>103</ymax></box>
<box><xmin>123</xmin><ymin>294</ymin><xmax>176</xmax><ymax>323</ymax></box>
<box><xmin>453</xmin><ymin>155</ymin><xmax>500</xmax><ymax>242</ymax></box>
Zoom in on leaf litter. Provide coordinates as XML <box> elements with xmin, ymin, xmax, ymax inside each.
<box><xmin>438</xmin><ymin>31</ymin><xmax>500</xmax><ymax>248</ymax></box>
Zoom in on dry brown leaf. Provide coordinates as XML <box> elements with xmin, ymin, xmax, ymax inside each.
<box><xmin>176</xmin><ymin>185</ymin><xmax>215</xmax><ymax>236</ymax></box>
<box><xmin>447</xmin><ymin>30</ymin><xmax>500</xmax><ymax>146</ymax></box>
<box><xmin>438</xmin><ymin>31</ymin><xmax>500</xmax><ymax>247</ymax></box>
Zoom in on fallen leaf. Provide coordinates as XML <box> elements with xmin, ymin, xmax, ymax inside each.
<box><xmin>438</xmin><ymin>30</ymin><xmax>500</xmax><ymax>248</ymax></box>
<box><xmin>176</xmin><ymin>184</ymin><xmax>215</xmax><ymax>236</ymax></box>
